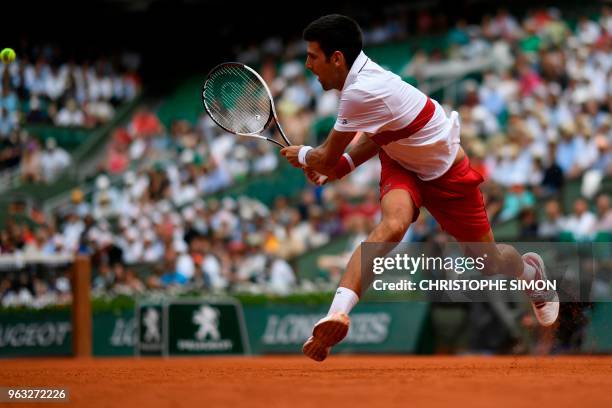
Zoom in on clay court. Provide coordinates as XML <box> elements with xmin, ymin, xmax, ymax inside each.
<box><xmin>1</xmin><ymin>356</ymin><xmax>611</xmax><ymax>407</ymax></box>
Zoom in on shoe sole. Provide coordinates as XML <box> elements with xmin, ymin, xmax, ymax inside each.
<box><xmin>302</xmin><ymin>314</ymin><xmax>350</xmax><ymax>362</ymax></box>
<box><xmin>312</xmin><ymin>315</ymin><xmax>350</xmax><ymax>347</ymax></box>
<box><xmin>524</xmin><ymin>252</ymin><xmax>560</xmax><ymax>327</ymax></box>
<box><xmin>302</xmin><ymin>337</ymin><xmax>329</xmax><ymax>362</ymax></box>
<box><xmin>531</xmin><ymin>291</ymin><xmax>560</xmax><ymax>327</ymax></box>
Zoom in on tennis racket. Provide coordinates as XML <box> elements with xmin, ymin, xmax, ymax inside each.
<box><xmin>202</xmin><ymin>62</ymin><xmax>292</xmax><ymax>148</ymax></box>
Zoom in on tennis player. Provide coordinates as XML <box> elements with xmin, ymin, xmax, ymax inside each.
<box><xmin>280</xmin><ymin>14</ymin><xmax>559</xmax><ymax>362</ymax></box>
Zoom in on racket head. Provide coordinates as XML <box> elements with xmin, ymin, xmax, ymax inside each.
<box><xmin>202</xmin><ymin>62</ymin><xmax>275</xmax><ymax>137</ymax></box>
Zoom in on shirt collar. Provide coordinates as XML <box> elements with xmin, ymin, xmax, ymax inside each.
<box><xmin>342</xmin><ymin>51</ymin><xmax>368</xmax><ymax>91</ymax></box>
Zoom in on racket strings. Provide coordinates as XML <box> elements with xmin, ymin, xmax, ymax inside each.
<box><xmin>204</xmin><ymin>65</ymin><xmax>271</xmax><ymax>134</ymax></box>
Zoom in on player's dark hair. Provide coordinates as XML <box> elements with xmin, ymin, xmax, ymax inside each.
<box><xmin>303</xmin><ymin>14</ymin><xmax>363</xmax><ymax>69</ymax></box>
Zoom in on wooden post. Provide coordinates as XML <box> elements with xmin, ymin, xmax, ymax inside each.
<box><xmin>71</xmin><ymin>255</ymin><xmax>92</xmax><ymax>357</ymax></box>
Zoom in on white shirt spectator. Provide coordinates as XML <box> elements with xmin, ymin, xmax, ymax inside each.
<box><xmin>143</xmin><ymin>241</ymin><xmax>164</xmax><ymax>263</ymax></box>
<box><xmin>88</xmin><ymin>73</ymin><xmax>103</xmax><ymax>101</ymax></box>
<box><xmin>172</xmin><ymin>182</ymin><xmax>198</xmax><ymax>207</ymax></box>
<box><xmin>202</xmin><ymin>254</ymin><xmax>225</xmax><ymax>289</ymax></box>
<box><xmin>210</xmin><ymin>209</ymin><xmax>239</xmax><ymax>234</ymax></box>
<box><xmin>121</xmin><ymin>228</ymin><xmax>143</xmax><ymax>264</ymax></box>
<box><xmin>63</xmin><ymin>217</ymin><xmax>85</xmax><ymax>252</ymax></box>
<box><xmin>128</xmin><ymin>138</ymin><xmax>146</xmax><ymax>160</ymax></box>
<box><xmin>24</xmin><ymin>64</ymin><xmax>49</xmax><ymax>96</ymax></box>
<box><xmin>123</xmin><ymin>240</ymin><xmax>144</xmax><ymax>264</ymax></box>
<box><xmin>98</xmin><ymin>76</ymin><xmax>114</xmax><ymax>101</ymax></box>
<box><xmin>316</xmin><ymin>90</ymin><xmax>340</xmax><ymax>117</ymax></box>
<box><xmin>40</xmin><ymin>140</ymin><xmax>71</xmax><ymax>182</ymax></box>
<box><xmin>113</xmin><ymin>76</ymin><xmax>125</xmax><ymax>100</ymax></box>
<box><xmin>576</xmin><ymin>18</ymin><xmax>601</xmax><ymax>44</ymax></box>
<box><xmin>538</xmin><ymin>216</ymin><xmax>568</xmax><ymax>239</ymax></box>
<box><xmin>283</xmin><ymin>81</ymin><xmax>311</xmax><ymax>109</ymax></box>
<box><xmin>565</xmin><ymin>210</ymin><xmax>597</xmax><ymax>240</ymax></box>
<box><xmin>268</xmin><ymin>258</ymin><xmax>295</xmax><ymax>294</ymax></box>
<box><xmin>55</xmin><ymin>100</ymin><xmax>85</xmax><ymax>127</ymax></box>
<box><xmin>87</xmin><ymin>99</ymin><xmax>115</xmax><ymax>123</ymax></box>
<box><xmin>253</xmin><ymin>149</ymin><xmax>278</xmax><ymax>174</ymax></box>
<box><xmin>176</xmin><ymin>252</ymin><xmax>195</xmax><ymax>279</ymax></box>
<box><xmin>575</xmin><ymin>136</ymin><xmax>599</xmax><ymax>170</ymax></box>
<box><xmin>45</xmin><ymin>70</ymin><xmax>66</xmax><ymax>101</ymax></box>
<box><xmin>236</xmin><ymin>253</ymin><xmax>267</xmax><ymax>281</ymax></box>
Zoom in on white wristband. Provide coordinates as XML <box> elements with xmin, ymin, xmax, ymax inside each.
<box><xmin>343</xmin><ymin>153</ymin><xmax>355</xmax><ymax>171</ymax></box>
<box><xmin>298</xmin><ymin>146</ymin><xmax>313</xmax><ymax>166</ymax></box>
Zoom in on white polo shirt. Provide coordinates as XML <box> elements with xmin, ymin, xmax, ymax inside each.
<box><xmin>334</xmin><ymin>51</ymin><xmax>461</xmax><ymax>180</ymax></box>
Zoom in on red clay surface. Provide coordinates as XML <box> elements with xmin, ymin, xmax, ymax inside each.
<box><xmin>1</xmin><ymin>356</ymin><xmax>611</xmax><ymax>408</ymax></box>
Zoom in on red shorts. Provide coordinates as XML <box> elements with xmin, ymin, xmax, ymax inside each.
<box><xmin>379</xmin><ymin>150</ymin><xmax>491</xmax><ymax>241</ymax></box>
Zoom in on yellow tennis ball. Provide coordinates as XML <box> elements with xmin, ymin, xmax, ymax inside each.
<box><xmin>1</xmin><ymin>48</ymin><xmax>16</xmax><ymax>64</ymax></box>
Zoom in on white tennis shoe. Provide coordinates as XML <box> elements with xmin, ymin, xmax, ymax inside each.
<box><xmin>522</xmin><ymin>252</ymin><xmax>559</xmax><ymax>327</ymax></box>
<box><xmin>302</xmin><ymin>313</ymin><xmax>350</xmax><ymax>362</ymax></box>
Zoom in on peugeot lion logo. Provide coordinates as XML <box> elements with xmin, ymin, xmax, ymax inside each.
<box><xmin>193</xmin><ymin>305</ymin><xmax>221</xmax><ymax>341</ymax></box>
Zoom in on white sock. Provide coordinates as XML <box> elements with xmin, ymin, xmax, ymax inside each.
<box><xmin>328</xmin><ymin>287</ymin><xmax>359</xmax><ymax>315</ymax></box>
<box><xmin>519</xmin><ymin>260</ymin><xmax>537</xmax><ymax>281</ymax></box>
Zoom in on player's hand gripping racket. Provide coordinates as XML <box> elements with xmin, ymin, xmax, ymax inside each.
<box><xmin>202</xmin><ymin>62</ymin><xmax>291</xmax><ymax>148</ymax></box>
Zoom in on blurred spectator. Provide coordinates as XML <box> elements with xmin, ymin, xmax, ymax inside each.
<box><xmin>564</xmin><ymin>198</ymin><xmax>597</xmax><ymax>241</ymax></box>
<box><xmin>266</xmin><ymin>256</ymin><xmax>296</xmax><ymax>294</ymax></box>
<box><xmin>0</xmin><ymin>131</ymin><xmax>21</xmax><ymax>171</ymax></box>
<box><xmin>499</xmin><ymin>184</ymin><xmax>535</xmax><ymax>222</ymax></box>
<box><xmin>556</xmin><ymin>123</ymin><xmax>581</xmax><ymax>178</ymax></box>
<box><xmin>538</xmin><ymin>200</ymin><xmax>567</xmax><ymax>240</ymax></box>
<box><xmin>518</xmin><ymin>207</ymin><xmax>539</xmax><ymax>239</ymax></box>
<box><xmin>55</xmin><ymin>98</ymin><xmax>85</xmax><ymax>127</ymax></box>
<box><xmin>595</xmin><ymin>193</ymin><xmax>612</xmax><ymax>233</ymax></box>
<box><xmin>540</xmin><ymin>141</ymin><xmax>564</xmax><ymax>197</ymax></box>
<box><xmin>129</xmin><ymin>108</ymin><xmax>162</xmax><ymax>138</ymax></box>
<box><xmin>160</xmin><ymin>247</ymin><xmax>189</xmax><ymax>287</ymax></box>
<box><xmin>0</xmin><ymin>107</ymin><xmax>18</xmax><ymax>136</ymax></box>
<box><xmin>86</xmin><ymin>97</ymin><xmax>115</xmax><ymax>126</ymax></box>
<box><xmin>19</xmin><ymin>137</ymin><xmax>41</xmax><ymax>182</ymax></box>
<box><xmin>0</xmin><ymin>45</ymin><xmax>141</xmax><ymax>187</ymax></box>
<box><xmin>39</xmin><ymin>137</ymin><xmax>71</xmax><ymax>182</ymax></box>
<box><xmin>25</xmin><ymin>95</ymin><xmax>48</xmax><ymax>123</ymax></box>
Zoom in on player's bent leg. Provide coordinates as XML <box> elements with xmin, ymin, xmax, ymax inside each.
<box><xmin>338</xmin><ymin>189</ymin><xmax>416</xmax><ymax>295</ymax></box>
<box><xmin>303</xmin><ymin>189</ymin><xmax>416</xmax><ymax>362</ymax></box>
<box><xmin>462</xmin><ymin>230</ymin><xmax>559</xmax><ymax>327</ymax></box>
<box><xmin>424</xmin><ymin>154</ymin><xmax>559</xmax><ymax>326</ymax></box>
<box><xmin>461</xmin><ymin>230</ymin><xmax>523</xmax><ymax>278</ymax></box>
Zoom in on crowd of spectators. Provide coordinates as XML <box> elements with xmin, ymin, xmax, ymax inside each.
<box><xmin>0</xmin><ymin>107</ymin><xmax>384</xmax><ymax>305</ymax></box>
<box><xmin>1</xmin><ymin>6</ymin><xmax>611</xmax><ymax>311</ymax></box>
<box><xmin>436</xmin><ymin>8</ymin><xmax>611</xmax><ymax>228</ymax></box>
<box><xmin>0</xmin><ymin>44</ymin><xmax>141</xmax><ymax>184</ymax></box>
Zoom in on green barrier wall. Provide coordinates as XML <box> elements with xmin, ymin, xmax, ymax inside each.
<box><xmin>0</xmin><ymin>309</ymin><xmax>136</xmax><ymax>358</ymax></box>
<box><xmin>244</xmin><ymin>302</ymin><xmax>429</xmax><ymax>354</ymax></box>
<box><xmin>583</xmin><ymin>303</ymin><xmax>612</xmax><ymax>353</ymax></box>
<box><xmin>92</xmin><ymin>310</ymin><xmax>136</xmax><ymax>356</ymax></box>
<box><xmin>0</xmin><ymin>309</ymin><xmax>72</xmax><ymax>357</ymax></box>
<box><xmin>3</xmin><ymin>299</ymin><xmax>612</xmax><ymax>357</ymax></box>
